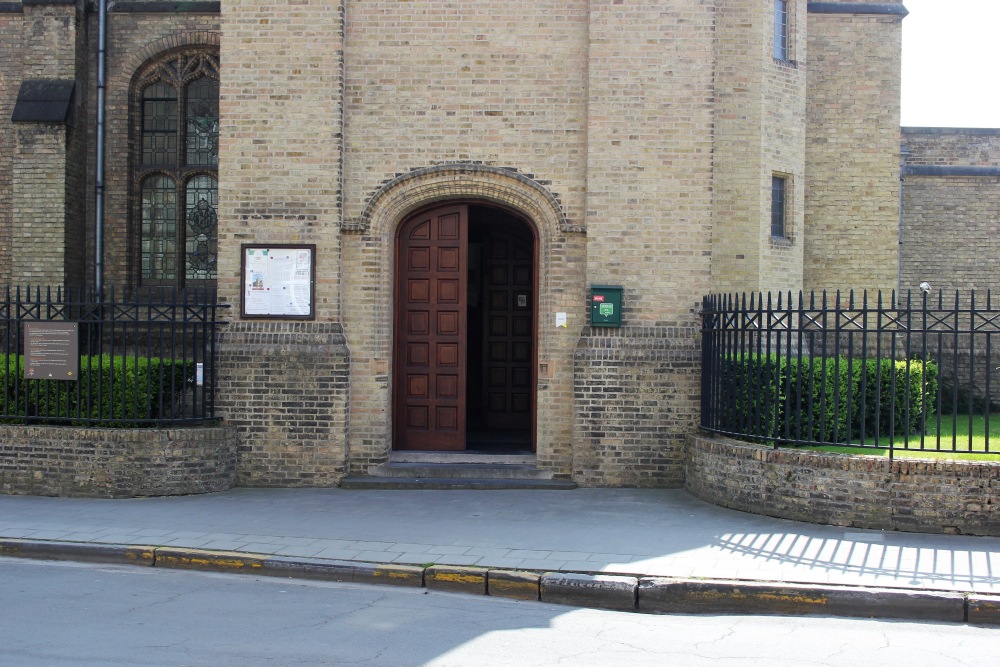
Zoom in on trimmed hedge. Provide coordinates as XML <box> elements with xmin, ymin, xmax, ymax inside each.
<box><xmin>720</xmin><ymin>354</ymin><xmax>856</xmax><ymax>442</ymax></box>
<box><xmin>719</xmin><ymin>354</ymin><xmax>938</xmax><ymax>443</ymax></box>
<box><xmin>854</xmin><ymin>358</ymin><xmax>939</xmax><ymax>438</ymax></box>
<box><xmin>0</xmin><ymin>355</ymin><xmax>22</xmax><ymax>424</ymax></box>
<box><xmin>1</xmin><ymin>355</ymin><xmax>192</xmax><ymax>426</ymax></box>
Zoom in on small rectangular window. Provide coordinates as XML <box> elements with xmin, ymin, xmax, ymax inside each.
<box><xmin>774</xmin><ymin>0</ymin><xmax>789</xmax><ymax>61</ymax></box>
<box><xmin>771</xmin><ymin>175</ymin><xmax>787</xmax><ymax>238</ymax></box>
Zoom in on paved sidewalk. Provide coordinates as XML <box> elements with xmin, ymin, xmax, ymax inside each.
<box><xmin>1</xmin><ymin>487</ymin><xmax>998</xmax><ymax>595</ymax></box>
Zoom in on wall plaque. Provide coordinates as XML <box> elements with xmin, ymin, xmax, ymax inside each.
<box><xmin>24</xmin><ymin>322</ymin><xmax>79</xmax><ymax>380</ymax></box>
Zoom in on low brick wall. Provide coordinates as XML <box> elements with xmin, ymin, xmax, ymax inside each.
<box><xmin>0</xmin><ymin>425</ymin><xmax>237</xmax><ymax>498</ymax></box>
<box><xmin>572</xmin><ymin>326</ymin><xmax>701</xmax><ymax>488</ymax></box>
<box><xmin>687</xmin><ymin>433</ymin><xmax>1000</xmax><ymax>536</ymax></box>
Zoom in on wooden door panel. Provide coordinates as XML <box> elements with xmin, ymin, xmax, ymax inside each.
<box><xmin>406</xmin><ymin>312</ymin><xmax>429</xmax><ymax>335</ymax></box>
<box><xmin>407</xmin><ymin>375</ymin><xmax>429</xmax><ymax>398</ymax></box>
<box><xmin>437</xmin><ymin>374</ymin><xmax>459</xmax><ymax>399</ymax></box>
<box><xmin>437</xmin><ymin>247</ymin><xmax>460</xmax><ymax>271</ymax></box>
<box><xmin>437</xmin><ymin>279</ymin><xmax>459</xmax><ymax>303</ymax></box>
<box><xmin>395</xmin><ymin>205</ymin><xmax>468</xmax><ymax>450</ymax></box>
<box><xmin>436</xmin><ymin>342</ymin><xmax>458</xmax><ymax>366</ymax></box>
<box><xmin>406</xmin><ymin>407</ymin><xmax>428</xmax><ymax>428</ymax></box>
<box><xmin>436</xmin><ymin>406</ymin><xmax>458</xmax><ymax>429</ymax></box>
<box><xmin>407</xmin><ymin>279</ymin><xmax>430</xmax><ymax>302</ymax></box>
<box><xmin>407</xmin><ymin>247</ymin><xmax>430</xmax><ymax>270</ymax></box>
<box><xmin>438</xmin><ymin>213</ymin><xmax>460</xmax><ymax>237</ymax></box>
<box><xmin>409</xmin><ymin>221</ymin><xmax>431</xmax><ymax>239</ymax></box>
<box><xmin>407</xmin><ymin>343</ymin><xmax>429</xmax><ymax>365</ymax></box>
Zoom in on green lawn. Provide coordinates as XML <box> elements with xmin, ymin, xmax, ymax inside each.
<box><xmin>786</xmin><ymin>413</ymin><xmax>1000</xmax><ymax>460</ymax></box>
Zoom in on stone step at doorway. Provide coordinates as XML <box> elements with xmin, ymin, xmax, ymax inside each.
<box><xmin>339</xmin><ymin>456</ymin><xmax>576</xmax><ymax>490</ymax></box>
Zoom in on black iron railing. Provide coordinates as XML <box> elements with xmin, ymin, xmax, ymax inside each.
<box><xmin>701</xmin><ymin>290</ymin><xmax>1000</xmax><ymax>456</ymax></box>
<box><xmin>1</xmin><ymin>286</ymin><xmax>225</xmax><ymax>426</ymax></box>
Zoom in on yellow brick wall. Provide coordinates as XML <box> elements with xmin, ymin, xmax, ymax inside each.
<box><xmin>585</xmin><ymin>0</ymin><xmax>715</xmax><ymax>323</ymax></box>
<box><xmin>11</xmin><ymin>125</ymin><xmax>71</xmax><ymax>285</ymax></box>
<box><xmin>342</xmin><ymin>0</ymin><xmax>589</xmax><ymax>228</ymax></box>
<box><xmin>804</xmin><ymin>3</ymin><xmax>904</xmax><ymax>296</ymax></box>
<box><xmin>8</xmin><ymin>2</ymin><xmax>84</xmax><ymax>286</ymax></box>
<box><xmin>21</xmin><ymin>3</ymin><xmax>78</xmax><ymax>79</ymax></box>
<box><xmin>758</xmin><ymin>0</ymin><xmax>806</xmax><ymax>293</ymax></box>
<box><xmin>712</xmin><ymin>0</ymin><xmax>806</xmax><ymax>295</ymax></box>
<box><xmin>0</xmin><ymin>9</ymin><xmax>20</xmax><ymax>284</ymax></box>
<box><xmin>217</xmin><ymin>0</ymin><xmax>344</xmax><ymax>318</ymax></box>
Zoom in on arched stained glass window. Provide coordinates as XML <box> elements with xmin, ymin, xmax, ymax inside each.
<box><xmin>142</xmin><ymin>82</ymin><xmax>178</xmax><ymax>166</ymax></box>
<box><xmin>185</xmin><ymin>176</ymin><xmax>218</xmax><ymax>281</ymax></box>
<box><xmin>133</xmin><ymin>50</ymin><xmax>219</xmax><ymax>287</ymax></box>
<box><xmin>186</xmin><ymin>77</ymin><xmax>219</xmax><ymax>166</ymax></box>
<box><xmin>140</xmin><ymin>175</ymin><xmax>177</xmax><ymax>281</ymax></box>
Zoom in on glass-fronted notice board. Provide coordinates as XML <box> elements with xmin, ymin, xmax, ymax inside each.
<box><xmin>241</xmin><ymin>245</ymin><xmax>316</xmax><ymax>319</ymax></box>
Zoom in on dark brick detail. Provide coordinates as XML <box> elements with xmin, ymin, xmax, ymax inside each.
<box><xmin>0</xmin><ymin>425</ymin><xmax>237</xmax><ymax>498</ymax></box>
<box><xmin>573</xmin><ymin>327</ymin><xmax>700</xmax><ymax>487</ymax></box>
<box><xmin>109</xmin><ymin>2</ymin><xmax>221</xmax><ymax>14</ymax></box>
<box><xmin>687</xmin><ymin>434</ymin><xmax>1000</xmax><ymax>536</ymax></box>
<box><xmin>216</xmin><ymin>321</ymin><xmax>350</xmax><ymax>487</ymax></box>
<box><xmin>807</xmin><ymin>3</ymin><xmax>909</xmax><ymax>17</ymax></box>
<box><xmin>905</xmin><ymin>165</ymin><xmax>1000</xmax><ymax>177</ymax></box>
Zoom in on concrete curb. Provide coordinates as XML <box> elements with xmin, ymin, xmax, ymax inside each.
<box><xmin>2</xmin><ymin>539</ymin><xmax>996</xmax><ymax>626</ymax></box>
<box><xmin>425</xmin><ymin>565</ymin><xmax>488</xmax><ymax>595</ymax></box>
<box><xmin>488</xmin><ymin>569</ymin><xmax>541</xmax><ymax>601</ymax></box>
<box><xmin>155</xmin><ymin>547</ymin><xmax>426</xmax><ymax>587</ymax></box>
<box><xmin>968</xmin><ymin>594</ymin><xmax>1000</xmax><ymax>626</ymax></box>
<box><xmin>638</xmin><ymin>577</ymin><xmax>966</xmax><ymax>622</ymax></box>
<box><xmin>541</xmin><ymin>572</ymin><xmax>639</xmax><ymax>612</ymax></box>
<box><xmin>0</xmin><ymin>538</ymin><xmax>155</xmax><ymax>566</ymax></box>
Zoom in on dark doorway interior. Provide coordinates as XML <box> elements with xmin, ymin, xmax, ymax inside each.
<box><xmin>466</xmin><ymin>206</ymin><xmax>534</xmax><ymax>453</ymax></box>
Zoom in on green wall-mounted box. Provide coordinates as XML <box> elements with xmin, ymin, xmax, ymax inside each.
<box><xmin>590</xmin><ymin>285</ymin><xmax>623</xmax><ymax>327</ymax></box>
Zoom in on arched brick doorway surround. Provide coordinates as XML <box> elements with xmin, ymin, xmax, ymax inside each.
<box><xmin>341</xmin><ymin>164</ymin><xmax>584</xmax><ymax>474</ymax></box>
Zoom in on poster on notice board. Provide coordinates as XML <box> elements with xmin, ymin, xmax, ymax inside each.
<box><xmin>241</xmin><ymin>245</ymin><xmax>316</xmax><ymax>319</ymax></box>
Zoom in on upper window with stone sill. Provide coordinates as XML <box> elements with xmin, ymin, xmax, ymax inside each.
<box><xmin>771</xmin><ymin>174</ymin><xmax>789</xmax><ymax>240</ymax></box>
<box><xmin>773</xmin><ymin>0</ymin><xmax>790</xmax><ymax>63</ymax></box>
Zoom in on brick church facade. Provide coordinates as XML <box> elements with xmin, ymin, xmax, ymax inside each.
<box><xmin>4</xmin><ymin>1</ymin><xmax>968</xmax><ymax>488</ymax></box>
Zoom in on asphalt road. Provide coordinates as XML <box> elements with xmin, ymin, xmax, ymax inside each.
<box><xmin>0</xmin><ymin>558</ymin><xmax>995</xmax><ymax>666</ymax></box>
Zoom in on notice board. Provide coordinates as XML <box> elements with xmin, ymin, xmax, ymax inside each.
<box><xmin>241</xmin><ymin>245</ymin><xmax>316</xmax><ymax>319</ymax></box>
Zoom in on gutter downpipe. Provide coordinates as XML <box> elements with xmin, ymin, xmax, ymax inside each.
<box><xmin>898</xmin><ymin>146</ymin><xmax>909</xmax><ymax>293</ymax></box>
<box><xmin>94</xmin><ymin>0</ymin><xmax>107</xmax><ymax>294</ymax></box>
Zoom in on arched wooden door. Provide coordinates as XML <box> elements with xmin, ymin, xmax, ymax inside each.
<box><xmin>394</xmin><ymin>204</ymin><xmax>536</xmax><ymax>452</ymax></box>
<box><xmin>394</xmin><ymin>205</ymin><xmax>469</xmax><ymax>450</ymax></box>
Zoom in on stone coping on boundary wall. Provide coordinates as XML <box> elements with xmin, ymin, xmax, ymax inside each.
<box><xmin>686</xmin><ymin>433</ymin><xmax>1000</xmax><ymax>537</ymax></box>
<box><xmin>0</xmin><ymin>424</ymin><xmax>237</xmax><ymax>498</ymax></box>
